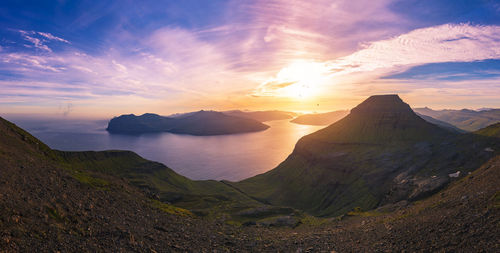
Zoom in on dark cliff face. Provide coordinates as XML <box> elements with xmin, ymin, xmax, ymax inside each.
<box><xmin>234</xmin><ymin>95</ymin><xmax>499</xmax><ymax>216</ymax></box>
<box><xmin>106</xmin><ymin>111</ymin><xmax>269</xmax><ymax>135</ymax></box>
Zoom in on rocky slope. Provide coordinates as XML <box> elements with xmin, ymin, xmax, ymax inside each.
<box><xmin>233</xmin><ymin>95</ymin><xmax>499</xmax><ymax>216</ymax></box>
<box><xmin>106</xmin><ymin>111</ymin><xmax>269</xmax><ymax>135</ymax></box>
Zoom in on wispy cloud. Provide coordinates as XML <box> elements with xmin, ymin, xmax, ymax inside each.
<box><xmin>18</xmin><ymin>30</ymin><xmax>70</xmax><ymax>52</ymax></box>
<box><xmin>37</xmin><ymin>32</ymin><xmax>71</xmax><ymax>44</ymax></box>
<box><xmin>254</xmin><ymin>23</ymin><xmax>500</xmax><ymax>96</ymax></box>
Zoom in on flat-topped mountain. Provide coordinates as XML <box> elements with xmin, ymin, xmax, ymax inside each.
<box><xmin>106</xmin><ymin>110</ymin><xmax>270</xmax><ymax>135</ymax></box>
<box><xmin>307</xmin><ymin>95</ymin><xmax>454</xmax><ymax>143</ymax></box>
<box><xmin>232</xmin><ymin>95</ymin><xmax>499</xmax><ymax>216</ymax></box>
<box><xmin>290</xmin><ymin>110</ymin><xmax>349</xmax><ymax>126</ymax></box>
<box><xmin>290</xmin><ymin>108</ymin><xmax>464</xmax><ymax>133</ymax></box>
<box><xmin>414</xmin><ymin>107</ymin><xmax>500</xmax><ymax>131</ymax></box>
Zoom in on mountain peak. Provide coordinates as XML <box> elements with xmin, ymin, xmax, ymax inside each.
<box><xmin>303</xmin><ymin>94</ymin><xmax>452</xmax><ymax>144</ymax></box>
<box><xmin>351</xmin><ymin>94</ymin><xmax>412</xmax><ymax>115</ymax></box>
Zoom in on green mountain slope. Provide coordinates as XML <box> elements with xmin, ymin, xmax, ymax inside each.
<box><xmin>56</xmin><ymin>150</ymin><xmax>264</xmax><ymax>215</ymax></box>
<box><xmin>233</xmin><ymin>95</ymin><xmax>499</xmax><ymax>216</ymax></box>
<box><xmin>474</xmin><ymin>122</ymin><xmax>500</xmax><ymax>138</ymax></box>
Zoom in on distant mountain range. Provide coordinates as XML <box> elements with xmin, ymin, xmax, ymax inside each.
<box><xmin>289</xmin><ymin>108</ymin><xmax>499</xmax><ymax>133</ymax></box>
<box><xmin>290</xmin><ymin>110</ymin><xmax>349</xmax><ymax>126</ymax></box>
<box><xmin>414</xmin><ymin>113</ymin><xmax>466</xmax><ymax>133</ymax></box>
<box><xmin>106</xmin><ymin>110</ymin><xmax>270</xmax><ymax>135</ymax></box>
<box><xmin>231</xmin><ymin>95</ymin><xmax>499</xmax><ymax>216</ymax></box>
<box><xmin>223</xmin><ymin>110</ymin><xmax>296</xmax><ymax>122</ymax></box>
<box><xmin>414</xmin><ymin>107</ymin><xmax>500</xmax><ymax>131</ymax></box>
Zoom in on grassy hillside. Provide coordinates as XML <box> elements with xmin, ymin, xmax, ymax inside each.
<box><xmin>57</xmin><ymin>150</ymin><xmax>267</xmax><ymax>216</ymax></box>
<box><xmin>474</xmin><ymin>122</ymin><xmax>500</xmax><ymax>138</ymax></box>
<box><xmin>233</xmin><ymin>95</ymin><xmax>499</xmax><ymax>216</ymax></box>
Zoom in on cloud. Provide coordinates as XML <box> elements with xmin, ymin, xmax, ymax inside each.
<box><xmin>37</xmin><ymin>32</ymin><xmax>71</xmax><ymax>44</ymax></box>
<box><xmin>22</xmin><ymin>34</ymin><xmax>52</xmax><ymax>52</ymax></box>
<box><xmin>18</xmin><ymin>30</ymin><xmax>70</xmax><ymax>52</ymax></box>
<box><xmin>330</xmin><ymin>24</ymin><xmax>500</xmax><ymax>75</ymax></box>
<box><xmin>254</xmin><ymin>23</ymin><xmax>500</xmax><ymax>96</ymax></box>
<box><xmin>0</xmin><ymin>27</ymin><xmax>245</xmax><ymax>111</ymax></box>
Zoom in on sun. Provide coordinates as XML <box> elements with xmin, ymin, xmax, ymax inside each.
<box><xmin>271</xmin><ymin>60</ymin><xmax>330</xmax><ymax>99</ymax></box>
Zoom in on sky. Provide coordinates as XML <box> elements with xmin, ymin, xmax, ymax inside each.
<box><xmin>1</xmin><ymin>0</ymin><xmax>500</xmax><ymax>118</ymax></box>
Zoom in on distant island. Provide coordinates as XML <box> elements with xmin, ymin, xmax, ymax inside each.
<box><xmin>106</xmin><ymin>110</ymin><xmax>270</xmax><ymax>135</ymax></box>
<box><xmin>290</xmin><ymin>110</ymin><xmax>349</xmax><ymax>125</ymax></box>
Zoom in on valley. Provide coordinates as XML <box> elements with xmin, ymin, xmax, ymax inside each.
<box><xmin>1</xmin><ymin>95</ymin><xmax>499</xmax><ymax>251</ymax></box>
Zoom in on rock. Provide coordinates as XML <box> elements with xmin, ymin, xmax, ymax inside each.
<box><xmin>257</xmin><ymin>216</ymin><xmax>300</xmax><ymax>228</ymax></box>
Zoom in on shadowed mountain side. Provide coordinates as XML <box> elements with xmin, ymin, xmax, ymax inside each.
<box><xmin>106</xmin><ymin>110</ymin><xmax>269</xmax><ymax>135</ymax></box>
<box><xmin>223</xmin><ymin>110</ymin><xmax>297</xmax><ymax>122</ymax></box>
<box><xmin>56</xmin><ymin>150</ymin><xmax>265</xmax><ymax>215</ymax></box>
<box><xmin>232</xmin><ymin>95</ymin><xmax>500</xmax><ymax>217</ymax></box>
<box><xmin>290</xmin><ymin>110</ymin><xmax>349</xmax><ymax>126</ymax></box>
<box><xmin>414</xmin><ymin>107</ymin><xmax>500</xmax><ymax>131</ymax></box>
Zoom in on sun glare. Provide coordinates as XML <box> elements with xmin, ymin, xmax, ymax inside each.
<box><xmin>272</xmin><ymin>61</ymin><xmax>330</xmax><ymax>99</ymax></box>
